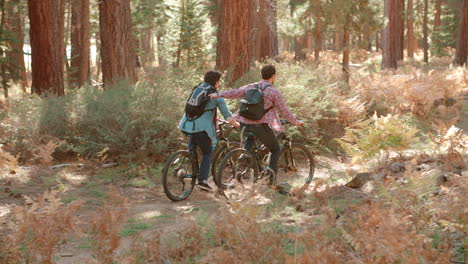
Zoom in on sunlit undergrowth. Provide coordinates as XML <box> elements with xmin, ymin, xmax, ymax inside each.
<box><xmin>0</xmin><ymin>57</ymin><xmax>465</xmax><ymax>164</ymax></box>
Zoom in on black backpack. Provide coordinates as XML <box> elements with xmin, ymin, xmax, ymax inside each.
<box><xmin>239</xmin><ymin>83</ymin><xmax>273</xmax><ymax>120</ymax></box>
<box><xmin>184</xmin><ymin>83</ymin><xmax>216</xmax><ymax>121</ymax></box>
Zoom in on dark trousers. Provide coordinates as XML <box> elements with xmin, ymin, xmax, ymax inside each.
<box><xmin>187</xmin><ymin>131</ymin><xmax>212</xmax><ymax>182</ymax></box>
<box><xmin>241</xmin><ymin>123</ymin><xmax>280</xmax><ymax>175</ymax></box>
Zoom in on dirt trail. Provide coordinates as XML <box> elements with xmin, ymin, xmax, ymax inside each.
<box><xmin>0</xmin><ymin>155</ymin><xmax>355</xmax><ymax>263</ymax></box>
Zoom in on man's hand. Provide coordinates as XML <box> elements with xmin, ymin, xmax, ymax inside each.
<box><xmin>209</xmin><ymin>93</ymin><xmax>219</xmax><ymax>99</ymax></box>
<box><xmin>297</xmin><ymin>120</ymin><xmax>304</xmax><ymax>127</ymax></box>
<box><xmin>229</xmin><ymin>119</ymin><xmax>240</xmax><ymax>128</ymax></box>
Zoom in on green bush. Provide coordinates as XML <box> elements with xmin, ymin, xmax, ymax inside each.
<box><xmin>336</xmin><ymin>114</ymin><xmax>418</xmax><ymax>163</ymax></box>
<box><xmin>1</xmin><ymin>64</ymin><xmax>342</xmax><ymax>163</ymax></box>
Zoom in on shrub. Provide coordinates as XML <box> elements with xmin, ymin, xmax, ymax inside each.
<box><xmin>336</xmin><ymin>114</ymin><xmax>418</xmax><ymax>163</ymax></box>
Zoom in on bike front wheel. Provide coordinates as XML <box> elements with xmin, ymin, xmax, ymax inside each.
<box><xmin>277</xmin><ymin>143</ymin><xmax>315</xmax><ymax>187</ymax></box>
<box><xmin>162</xmin><ymin>150</ymin><xmax>197</xmax><ymax>201</ymax></box>
<box><xmin>216</xmin><ymin>148</ymin><xmax>261</xmax><ymax>202</ymax></box>
<box><xmin>211</xmin><ymin>141</ymin><xmax>240</xmax><ymax>186</ymax></box>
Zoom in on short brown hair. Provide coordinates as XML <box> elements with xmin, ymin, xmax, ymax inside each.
<box><xmin>261</xmin><ymin>64</ymin><xmax>276</xmax><ymax>80</ymax></box>
<box><xmin>204</xmin><ymin>70</ymin><xmax>222</xmax><ymax>86</ymax></box>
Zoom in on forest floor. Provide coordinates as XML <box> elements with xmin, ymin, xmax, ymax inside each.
<box><xmin>0</xmin><ymin>154</ymin><xmax>359</xmax><ymax>263</ymax></box>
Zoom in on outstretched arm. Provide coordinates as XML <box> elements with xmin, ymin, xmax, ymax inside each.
<box><xmin>209</xmin><ymin>84</ymin><xmax>250</xmax><ymax>100</ymax></box>
<box><xmin>273</xmin><ymin>90</ymin><xmax>303</xmax><ymax>126</ymax></box>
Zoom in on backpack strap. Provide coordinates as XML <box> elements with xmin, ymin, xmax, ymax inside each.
<box><xmin>258</xmin><ymin>83</ymin><xmax>273</xmax><ymax>114</ymax></box>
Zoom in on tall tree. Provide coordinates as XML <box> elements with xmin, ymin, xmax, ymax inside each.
<box><xmin>454</xmin><ymin>0</ymin><xmax>468</xmax><ymax>66</ymax></box>
<box><xmin>1</xmin><ymin>0</ymin><xmax>8</xmax><ymax>98</ymax></box>
<box><xmin>254</xmin><ymin>0</ymin><xmax>279</xmax><ymax>61</ymax></box>
<box><xmin>407</xmin><ymin>0</ymin><xmax>416</xmax><ymax>58</ymax></box>
<box><xmin>98</xmin><ymin>0</ymin><xmax>136</xmax><ymax>87</ymax></box>
<box><xmin>423</xmin><ymin>0</ymin><xmax>429</xmax><ymax>62</ymax></box>
<box><xmin>28</xmin><ymin>0</ymin><xmax>65</xmax><ymax>96</ymax></box>
<box><xmin>216</xmin><ymin>0</ymin><xmax>255</xmax><ymax>82</ymax></box>
<box><xmin>70</xmin><ymin>0</ymin><xmax>90</xmax><ymax>87</ymax></box>
<box><xmin>313</xmin><ymin>0</ymin><xmax>322</xmax><ymax>62</ymax></box>
<box><xmin>342</xmin><ymin>15</ymin><xmax>350</xmax><ymax>83</ymax></box>
<box><xmin>382</xmin><ymin>0</ymin><xmax>401</xmax><ymax>69</ymax></box>
<box><xmin>398</xmin><ymin>0</ymin><xmax>405</xmax><ymax>60</ymax></box>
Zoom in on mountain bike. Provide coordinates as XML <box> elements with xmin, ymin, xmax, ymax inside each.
<box><xmin>162</xmin><ymin>120</ymin><xmax>239</xmax><ymax>201</ymax></box>
<box><xmin>215</xmin><ymin>120</ymin><xmax>314</xmax><ymax>201</ymax></box>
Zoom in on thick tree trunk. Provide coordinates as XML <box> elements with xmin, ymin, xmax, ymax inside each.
<box><xmin>28</xmin><ymin>0</ymin><xmax>65</xmax><ymax>96</ymax></box>
<box><xmin>294</xmin><ymin>35</ymin><xmax>307</xmax><ymax>61</ymax></box>
<box><xmin>454</xmin><ymin>0</ymin><xmax>468</xmax><ymax>66</ymax></box>
<box><xmin>216</xmin><ymin>0</ymin><xmax>255</xmax><ymax>82</ymax></box>
<box><xmin>98</xmin><ymin>0</ymin><xmax>136</xmax><ymax>87</ymax></box>
<box><xmin>254</xmin><ymin>0</ymin><xmax>279</xmax><ymax>61</ymax></box>
<box><xmin>407</xmin><ymin>0</ymin><xmax>416</xmax><ymax>58</ymax></box>
<box><xmin>343</xmin><ymin>18</ymin><xmax>350</xmax><ymax>84</ymax></box>
<box><xmin>70</xmin><ymin>0</ymin><xmax>90</xmax><ymax>87</ymax></box>
<box><xmin>382</xmin><ymin>0</ymin><xmax>400</xmax><ymax>69</ymax></box>
<box><xmin>398</xmin><ymin>0</ymin><xmax>405</xmax><ymax>60</ymax></box>
<box><xmin>423</xmin><ymin>0</ymin><xmax>429</xmax><ymax>63</ymax></box>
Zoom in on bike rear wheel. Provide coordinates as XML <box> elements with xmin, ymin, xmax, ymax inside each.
<box><xmin>216</xmin><ymin>148</ymin><xmax>261</xmax><ymax>202</ymax></box>
<box><xmin>162</xmin><ymin>150</ymin><xmax>197</xmax><ymax>201</ymax></box>
<box><xmin>277</xmin><ymin>143</ymin><xmax>314</xmax><ymax>187</ymax></box>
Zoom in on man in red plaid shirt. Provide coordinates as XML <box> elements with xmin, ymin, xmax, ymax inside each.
<box><xmin>209</xmin><ymin>64</ymin><xmax>303</xmax><ymax>177</ymax></box>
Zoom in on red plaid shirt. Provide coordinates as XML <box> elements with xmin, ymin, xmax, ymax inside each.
<box><xmin>219</xmin><ymin>80</ymin><xmax>301</xmax><ymax>132</ymax></box>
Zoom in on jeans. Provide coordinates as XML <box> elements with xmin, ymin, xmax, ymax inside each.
<box><xmin>187</xmin><ymin>131</ymin><xmax>212</xmax><ymax>182</ymax></box>
<box><xmin>241</xmin><ymin>123</ymin><xmax>280</xmax><ymax>175</ymax></box>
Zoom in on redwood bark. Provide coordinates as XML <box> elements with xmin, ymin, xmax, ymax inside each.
<box><xmin>216</xmin><ymin>0</ymin><xmax>255</xmax><ymax>82</ymax></box>
<box><xmin>423</xmin><ymin>0</ymin><xmax>429</xmax><ymax>62</ymax></box>
<box><xmin>407</xmin><ymin>0</ymin><xmax>416</xmax><ymax>58</ymax></box>
<box><xmin>398</xmin><ymin>0</ymin><xmax>405</xmax><ymax>60</ymax></box>
<box><xmin>454</xmin><ymin>0</ymin><xmax>468</xmax><ymax>66</ymax></box>
<box><xmin>98</xmin><ymin>0</ymin><xmax>136</xmax><ymax>87</ymax></box>
<box><xmin>254</xmin><ymin>0</ymin><xmax>279</xmax><ymax>61</ymax></box>
<box><xmin>70</xmin><ymin>0</ymin><xmax>90</xmax><ymax>87</ymax></box>
<box><xmin>382</xmin><ymin>0</ymin><xmax>400</xmax><ymax>69</ymax></box>
<box><xmin>28</xmin><ymin>0</ymin><xmax>65</xmax><ymax>96</ymax></box>
<box><xmin>343</xmin><ymin>17</ymin><xmax>350</xmax><ymax>83</ymax></box>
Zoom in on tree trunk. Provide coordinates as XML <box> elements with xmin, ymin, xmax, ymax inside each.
<box><xmin>294</xmin><ymin>35</ymin><xmax>307</xmax><ymax>61</ymax></box>
<box><xmin>70</xmin><ymin>0</ymin><xmax>90</xmax><ymax>87</ymax></box>
<box><xmin>1</xmin><ymin>0</ymin><xmax>8</xmax><ymax>98</ymax></box>
<box><xmin>398</xmin><ymin>0</ymin><xmax>405</xmax><ymax>60</ymax></box>
<box><xmin>314</xmin><ymin>1</ymin><xmax>322</xmax><ymax>62</ymax></box>
<box><xmin>28</xmin><ymin>0</ymin><xmax>65</xmax><ymax>96</ymax></box>
<box><xmin>175</xmin><ymin>0</ymin><xmax>185</xmax><ymax>68</ymax></box>
<box><xmin>423</xmin><ymin>0</ymin><xmax>429</xmax><ymax>63</ymax></box>
<box><xmin>343</xmin><ymin>17</ymin><xmax>350</xmax><ymax>84</ymax></box>
<box><xmin>454</xmin><ymin>0</ymin><xmax>468</xmax><ymax>66</ymax></box>
<box><xmin>382</xmin><ymin>0</ymin><xmax>400</xmax><ymax>69</ymax></box>
<box><xmin>98</xmin><ymin>0</ymin><xmax>136</xmax><ymax>87</ymax></box>
<box><xmin>216</xmin><ymin>0</ymin><xmax>255</xmax><ymax>82</ymax></box>
<box><xmin>434</xmin><ymin>0</ymin><xmax>442</xmax><ymax>32</ymax></box>
<box><xmin>64</xmin><ymin>0</ymin><xmax>71</xmax><ymax>72</ymax></box>
<box><xmin>254</xmin><ymin>0</ymin><xmax>279</xmax><ymax>61</ymax></box>
<box><xmin>4</xmin><ymin>0</ymin><xmax>28</xmax><ymax>92</ymax></box>
<box><xmin>407</xmin><ymin>0</ymin><xmax>416</xmax><ymax>58</ymax></box>
<box><xmin>375</xmin><ymin>32</ymin><xmax>380</xmax><ymax>51</ymax></box>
